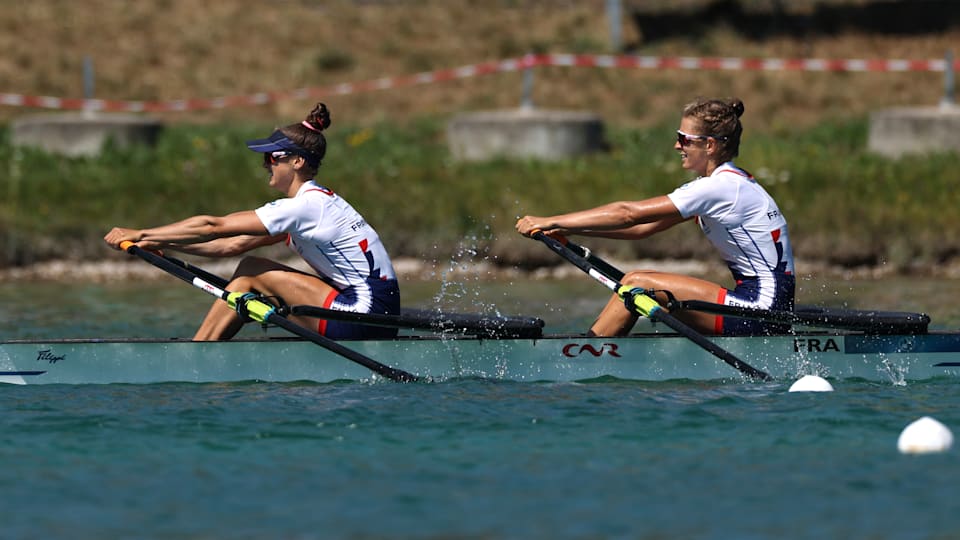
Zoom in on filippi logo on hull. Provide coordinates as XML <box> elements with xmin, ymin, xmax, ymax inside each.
<box><xmin>561</xmin><ymin>343</ymin><xmax>622</xmax><ymax>358</ymax></box>
<box><xmin>36</xmin><ymin>348</ymin><xmax>66</xmax><ymax>364</ymax></box>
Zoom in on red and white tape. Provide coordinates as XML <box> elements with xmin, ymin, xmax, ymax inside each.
<box><xmin>2</xmin><ymin>54</ymin><xmax>955</xmax><ymax>113</ymax></box>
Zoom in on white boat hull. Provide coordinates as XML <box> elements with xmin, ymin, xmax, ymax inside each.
<box><xmin>2</xmin><ymin>332</ymin><xmax>960</xmax><ymax>385</ymax></box>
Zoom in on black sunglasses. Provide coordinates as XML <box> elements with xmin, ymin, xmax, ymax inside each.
<box><xmin>263</xmin><ymin>151</ymin><xmax>293</xmax><ymax>166</ymax></box>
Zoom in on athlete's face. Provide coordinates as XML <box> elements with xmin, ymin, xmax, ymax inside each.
<box><xmin>263</xmin><ymin>152</ymin><xmax>299</xmax><ymax>194</ymax></box>
<box><xmin>675</xmin><ymin>117</ymin><xmax>711</xmax><ymax>176</ymax></box>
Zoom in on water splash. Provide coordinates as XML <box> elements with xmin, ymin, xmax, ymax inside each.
<box><xmin>429</xmin><ymin>229</ymin><xmax>506</xmax><ymax>319</ymax></box>
<box><xmin>878</xmin><ymin>356</ymin><xmax>908</xmax><ymax>387</ymax></box>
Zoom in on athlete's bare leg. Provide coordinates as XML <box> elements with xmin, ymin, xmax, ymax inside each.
<box><xmin>193</xmin><ymin>256</ymin><xmax>336</xmax><ymax>340</ymax></box>
<box><xmin>588</xmin><ymin>270</ymin><xmax>725</xmax><ymax>337</ymax></box>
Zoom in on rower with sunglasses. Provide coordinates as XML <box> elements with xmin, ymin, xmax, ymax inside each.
<box><xmin>516</xmin><ymin>98</ymin><xmax>795</xmax><ymax>337</ymax></box>
<box><xmin>104</xmin><ymin>102</ymin><xmax>401</xmax><ymax>341</ymax></box>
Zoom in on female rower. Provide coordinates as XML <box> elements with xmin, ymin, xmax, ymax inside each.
<box><xmin>516</xmin><ymin>97</ymin><xmax>794</xmax><ymax>337</ymax></box>
<box><xmin>104</xmin><ymin>102</ymin><xmax>400</xmax><ymax>341</ymax></box>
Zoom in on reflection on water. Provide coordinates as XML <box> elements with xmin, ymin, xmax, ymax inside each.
<box><xmin>1</xmin><ymin>274</ymin><xmax>958</xmax><ymax>339</ymax></box>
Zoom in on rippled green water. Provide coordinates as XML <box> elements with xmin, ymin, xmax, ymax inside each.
<box><xmin>2</xmin><ymin>377</ymin><xmax>958</xmax><ymax>539</ymax></box>
<box><xmin>1</xmin><ymin>277</ymin><xmax>958</xmax><ymax>539</ymax></box>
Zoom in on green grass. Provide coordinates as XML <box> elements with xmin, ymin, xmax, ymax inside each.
<box><xmin>1</xmin><ymin>116</ymin><xmax>956</xmax><ymax>271</ymax></box>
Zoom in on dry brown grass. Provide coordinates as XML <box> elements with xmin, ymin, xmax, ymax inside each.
<box><xmin>1</xmin><ymin>0</ymin><xmax>956</xmax><ymax>131</ymax></box>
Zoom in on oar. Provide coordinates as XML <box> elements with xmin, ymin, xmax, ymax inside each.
<box><xmin>531</xmin><ymin>232</ymin><xmax>772</xmax><ymax>381</ymax></box>
<box><xmin>561</xmin><ymin>239</ymin><xmax>930</xmax><ymax>334</ymax></box>
<box><xmin>676</xmin><ymin>300</ymin><xmax>930</xmax><ymax>334</ymax></box>
<box><xmin>119</xmin><ymin>241</ymin><xmax>421</xmax><ymax>383</ymax></box>
<box><xmin>160</xmin><ymin>254</ymin><xmax>544</xmax><ymax>338</ymax></box>
<box><xmin>561</xmin><ymin>239</ymin><xmax>627</xmax><ymax>282</ymax></box>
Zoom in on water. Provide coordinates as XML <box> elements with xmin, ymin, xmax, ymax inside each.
<box><xmin>2</xmin><ymin>276</ymin><xmax>960</xmax><ymax>539</ymax></box>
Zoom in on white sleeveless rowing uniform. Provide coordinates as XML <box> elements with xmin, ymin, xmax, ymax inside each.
<box><xmin>255</xmin><ymin>180</ymin><xmax>400</xmax><ymax>338</ymax></box>
<box><xmin>667</xmin><ymin>162</ymin><xmax>795</xmax><ymax>335</ymax></box>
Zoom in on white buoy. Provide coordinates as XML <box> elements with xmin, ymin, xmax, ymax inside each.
<box><xmin>898</xmin><ymin>416</ymin><xmax>954</xmax><ymax>455</ymax></box>
<box><xmin>788</xmin><ymin>375</ymin><xmax>834</xmax><ymax>392</ymax></box>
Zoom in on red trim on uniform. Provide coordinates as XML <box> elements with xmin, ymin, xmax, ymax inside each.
<box><xmin>317</xmin><ymin>289</ymin><xmax>339</xmax><ymax>335</ymax></box>
<box><xmin>715</xmin><ymin>288</ymin><xmax>727</xmax><ymax>335</ymax></box>
<box><xmin>719</xmin><ymin>164</ymin><xmax>752</xmax><ymax>179</ymax></box>
<box><xmin>771</xmin><ymin>228</ymin><xmax>791</xmax><ymax>274</ymax></box>
<box><xmin>285</xmin><ymin>233</ymin><xmax>291</xmax><ymax>246</ymax></box>
<box><xmin>359</xmin><ymin>238</ymin><xmax>368</xmax><ymax>252</ymax></box>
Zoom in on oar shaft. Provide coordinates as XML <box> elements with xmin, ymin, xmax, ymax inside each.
<box><xmin>118</xmin><ymin>243</ymin><xmax>230</xmax><ymax>299</ymax></box>
<box><xmin>164</xmin><ymin>256</ymin><xmax>232</xmax><ymax>290</ymax></box>
<box><xmin>532</xmin><ymin>232</ymin><xmax>771</xmax><ymax>381</ymax></box>
<box><xmin>119</xmin><ymin>242</ymin><xmax>421</xmax><ymax>382</ymax></box>
<box><xmin>262</xmin><ymin>313</ymin><xmax>419</xmax><ymax>382</ymax></box>
<box><xmin>563</xmin><ymin>239</ymin><xmax>930</xmax><ymax>334</ymax></box>
<box><xmin>563</xmin><ymin>240</ymin><xmax>625</xmax><ymax>281</ymax></box>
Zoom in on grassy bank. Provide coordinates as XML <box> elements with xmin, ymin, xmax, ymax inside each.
<box><xmin>1</xmin><ymin>116</ymin><xmax>956</xmax><ymax>273</ymax></box>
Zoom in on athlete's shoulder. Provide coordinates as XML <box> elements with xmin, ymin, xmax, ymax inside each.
<box><xmin>711</xmin><ymin>162</ymin><xmax>757</xmax><ymax>183</ymax></box>
<box><xmin>298</xmin><ymin>181</ymin><xmax>337</xmax><ymax>197</ymax></box>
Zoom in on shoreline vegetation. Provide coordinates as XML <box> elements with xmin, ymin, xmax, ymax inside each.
<box><xmin>2</xmin><ymin>1</ymin><xmax>957</xmax><ymax>280</ymax></box>
<box><xmin>2</xmin><ymin>118</ymin><xmax>958</xmax><ymax>280</ymax></box>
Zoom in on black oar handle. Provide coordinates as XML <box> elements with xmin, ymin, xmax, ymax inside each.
<box><xmin>120</xmin><ymin>242</ymin><xmax>421</xmax><ymax>383</ymax></box>
<box><xmin>532</xmin><ymin>232</ymin><xmax>772</xmax><ymax>381</ymax></box>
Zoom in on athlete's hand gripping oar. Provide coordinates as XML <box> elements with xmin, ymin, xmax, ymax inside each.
<box><xmin>530</xmin><ymin>232</ymin><xmax>772</xmax><ymax>381</ymax></box>
<box><xmin>119</xmin><ymin>241</ymin><xmax>421</xmax><ymax>383</ymax></box>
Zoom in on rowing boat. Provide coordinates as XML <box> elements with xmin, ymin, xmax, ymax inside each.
<box><xmin>7</xmin><ymin>240</ymin><xmax>943</xmax><ymax>386</ymax></box>
<box><xmin>3</xmin><ymin>326</ymin><xmax>959</xmax><ymax>385</ymax></box>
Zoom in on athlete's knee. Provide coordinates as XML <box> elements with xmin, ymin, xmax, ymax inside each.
<box><xmin>227</xmin><ymin>274</ymin><xmax>261</xmax><ymax>292</ymax></box>
<box><xmin>621</xmin><ymin>270</ymin><xmax>659</xmax><ymax>288</ymax></box>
